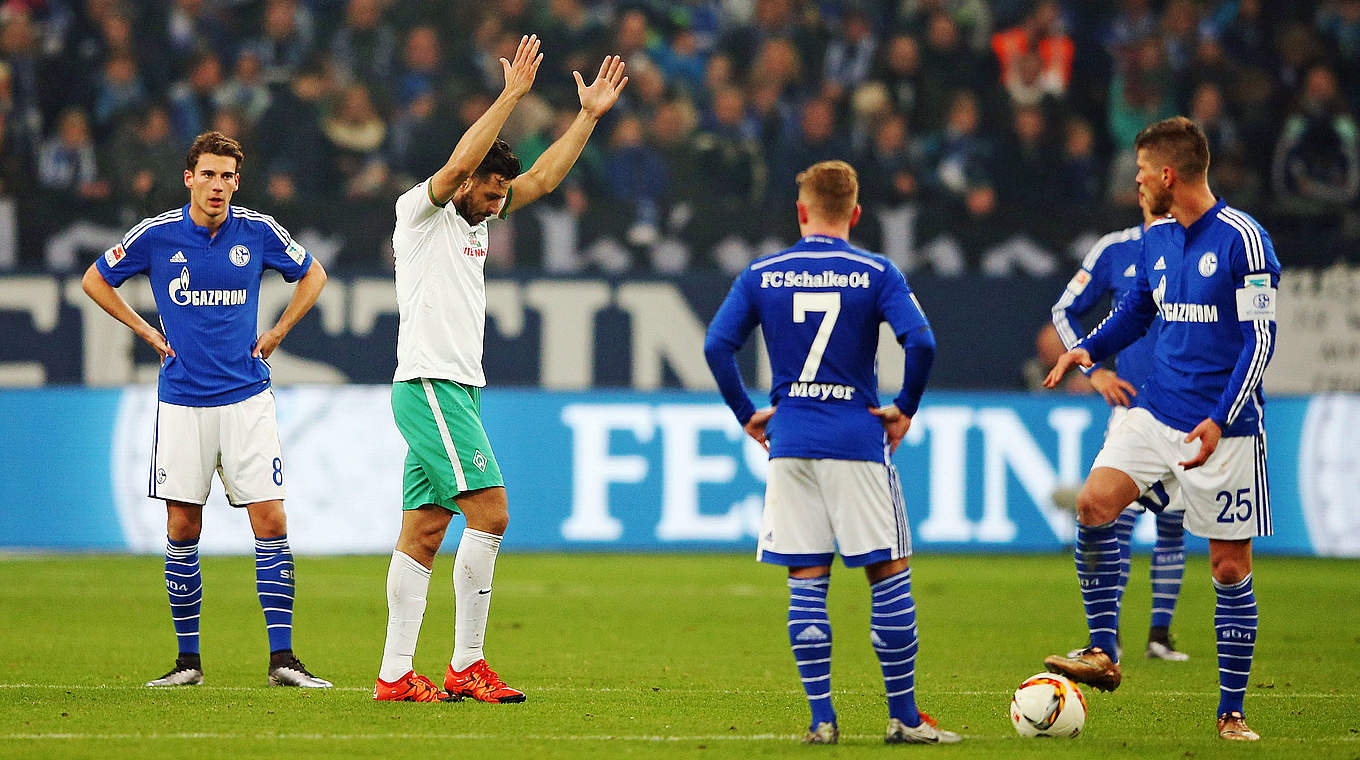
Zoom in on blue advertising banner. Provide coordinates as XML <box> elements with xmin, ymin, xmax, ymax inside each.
<box><xmin>0</xmin><ymin>388</ymin><xmax>1354</xmax><ymax>556</ymax></box>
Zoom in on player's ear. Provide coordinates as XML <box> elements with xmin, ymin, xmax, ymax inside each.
<box><xmin>849</xmin><ymin>204</ymin><xmax>862</xmax><ymax>229</ymax></box>
<box><xmin>796</xmin><ymin>200</ymin><xmax>809</xmax><ymax>226</ymax></box>
<box><xmin>184</xmin><ymin>169</ymin><xmax>193</xmax><ymax>189</ymax></box>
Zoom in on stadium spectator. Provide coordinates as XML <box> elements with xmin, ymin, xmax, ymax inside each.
<box><xmin>387</xmin><ymin>87</ymin><xmax>446</xmax><ymax>186</ymax></box>
<box><xmin>1055</xmin><ymin>116</ymin><xmax>1103</xmax><ymax>204</ymax></box>
<box><xmin>1107</xmin><ymin>36</ymin><xmax>1175</xmax><ymax>152</ymax></box>
<box><xmin>1316</xmin><ymin>0</ymin><xmax>1360</xmax><ymax>104</ymax></box>
<box><xmin>167</xmin><ymin>51</ymin><xmax>224</xmax><ymax>145</ymax></box>
<box><xmin>919</xmin><ymin>12</ymin><xmax>994</xmax><ymax>133</ymax></box>
<box><xmin>1209</xmin><ymin>0</ymin><xmax>1274</xmax><ymax>70</ymax></box>
<box><xmin>690</xmin><ymin>85</ymin><xmax>765</xmax><ymax>248</ymax></box>
<box><xmin>1159</xmin><ymin>0</ymin><xmax>1203</xmax><ymax>75</ymax></box>
<box><xmin>36</xmin><ymin>106</ymin><xmax>108</xmax><ymax>202</ymax></box>
<box><xmin>649</xmin><ymin>26</ymin><xmax>706</xmax><ymax>97</ymax></box>
<box><xmin>767</xmin><ymin>97</ymin><xmax>852</xmax><ymax>215</ymax></box>
<box><xmin>0</xmin><ymin>6</ymin><xmax>47</xmax><ymax>158</ymax></box>
<box><xmin>0</xmin><ymin>61</ymin><xmax>32</xmax><ymax>197</ymax></box>
<box><xmin>1105</xmin><ymin>0</ymin><xmax>1158</xmax><ymax>61</ymax></box>
<box><xmin>91</xmin><ymin>51</ymin><xmax>146</xmax><ymax>136</ymax></box>
<box><xmin>1188</xmin><ymin>82</ymin><xmax>1241</xmax><ymax>158</ymax></box>
<box><xmin>1002</xmin><ymin>50</ymin><xmax>1066</xmax><ymax>108</ymax></box>
<box><xmin>897</xmin><ymin>0</ymin><xmax>994</xmax><ymax>53</ymax></box>
<box><xmin>151</xmin><ymin>0</ymin><xmax>234</xmax><ymax>76</ymax></box>
<box><xmin>240</xmin><ymin>0</ymin><xmax>316</xmax><ymax>86</ymax></box>
<box><xmin>254</xmin><ymin>61</ymin><xmax>332</xmax><ymax>197</ymax></box>
<box><xmin>329</xmin><ymin>0</ymin><xmax>399</xmax><ymax>96</ymax></box>
<box><xmin>603</xmin><ymin>114</ymin><xmax>667</xmax><ymax>247</ymax></box>
<box><xmin>918</xmin><ymin>89</ymin><xmax>993</xmax><ymax>202</ymax></box>
<box><xmin>875</xmin><ymin>34</ymin><xmax>927</xmax><ymax>128</ymax></box>
<box><xmin>1271</xmin><ymin>64</ymin><xmax>1360</xmax><ymax>217</ymax></box>
<box><xmin>215</xmin><ymin>51</ymin><xmax>272</xmax><ymax>129</ymax></box>
<box><xmin>994</xmin><ymin>104</ymin><xmax>1055</xmax><ymax>211</ymax></box>
<box><xmin>321</xmin><ymin>84</ymin><xmax>388</xmax><ymax>200</ymax></box>
<box><xmin>109</xmin><ymin>104</ymin><xmax>184</xmax><ymax>215</ymax></box>
<box><xmin>856</xmin><ymin>111</ymin><xmax>921</xmax><ymax>209</ymax></box>
<box><xmin>821</xmin><ymin>9</ymin><xmax>877</xmax><ymax>103</ymax></box>
<box><xmin>991</xmin><ymin>0</ymin><xmax>1074</xmax><ymax>94</ymax></box>
<box><xmin>395</xmin><ymin>25</ymin><xmax>445</xmax><ymax>108</ymax></box>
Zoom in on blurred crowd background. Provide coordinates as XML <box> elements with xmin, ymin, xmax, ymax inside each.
<box><xmin>3</xmin><ymin>0</ymin><xmax>1358</xmax><ymax>273</ymax></box>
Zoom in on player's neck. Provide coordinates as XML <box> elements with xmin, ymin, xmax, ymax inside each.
<box><xmin>798</xmin><ymin>223</ymin><xmax>850</xmax><ymax>241</ymax></box>
<box><xmin>188</xmin><ymin>204</ymin><xmax>228</xmax><ymax>236</ymax></box>
<box><xmin>1169</xmin><ymin>184</ymin><xmax>1217</xmax><ymax>229</ymax></box>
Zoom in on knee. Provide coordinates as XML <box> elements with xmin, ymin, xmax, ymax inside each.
<box><xmin>256</xmin><ymin>513</ymin><xmax>288</xmax><ymax>538</ymax></box>
<box><xmin>477</xmin><ymin>510</ymin><xmax>509</xmax><ymax>536</ymax></box>
<box><xmin>1076</xmin><ymin>486</ymin><xmax>1120</xmax><ymax>527</ymax></box>
<box><xmin>1211</xmin><ymin>555</ymin><xmax>1251</xmax><ymax>585</ymax></box>
<box><xmin>166</xmin><ymin>510</ymin><xmax>202</xmax><ymax>541</ymax></box>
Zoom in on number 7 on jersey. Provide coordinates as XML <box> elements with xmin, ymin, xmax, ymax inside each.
<box><xmin>793</xmin><ymin>291</ymin><xmax>841</xmax><ymax>381</ymax></box>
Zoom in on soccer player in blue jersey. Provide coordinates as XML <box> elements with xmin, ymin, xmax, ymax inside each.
<box><xmin>705</xmin><ymin>160</ymin><xmax>959</xmax><ymax>746</ymax></box>
<box><xmin>81</xmin><ymin>131</ymin><xmax>331</xmax><ymax>688</ymax></box>
<box><xmin>1042</xmin><ymin>117</ymin><xmax>1279</xmax><ymax>741</ymax></box>
<box><xmin>1051</xmin><ymin>195</ymin><xmax>1190</xmax><ymax>663</ymax></box>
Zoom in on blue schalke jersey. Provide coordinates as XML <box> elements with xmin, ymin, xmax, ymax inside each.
<box><xmin>705</xmin><ymin>235</ymin><xmax>934</xmax><ymax>462</ymax></box>
<box><xmin>95</xmin><ymin>204</ymin><xmax>313</xmax><ymax>407</ymax></box>
<box><xmin>1052</xmin><ymin>223</ymin><xmax>1158</xmax><ymax>391</ymax></box>
<box><xmin>1080</xmin><ymin>200</ymin><xmax>1280</xmax><ymax>437</ymax></box>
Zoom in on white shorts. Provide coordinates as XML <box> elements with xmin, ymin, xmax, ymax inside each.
<box><xmin>150</xmin><ymin>389</ymin><xmax>286</xmax><ymax>507</ymax></box>
<box><xmin>758</xmin><ymin>457</ymin><xmax>911</xmax><ymax>568</ymax></box>
<box><xmin>1091</xmin><ymin>407</ymin><xmax>1271</xmax><ymax>540</ymax></box>
<box><xmin>1106</xmin><ymin>406</ymin><xmax>1185</xmax><ymax>515</ymax></box>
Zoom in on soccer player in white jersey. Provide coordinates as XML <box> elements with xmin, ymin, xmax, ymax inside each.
<box><xmin>373</xmin><ymin>35</ymin><xmax>628</xmax><ymax>703</ymax></box>
<box><xmin>81</xmin><ymin>131</ymin><xmax>331</xmax><ymax>688</ymax></box>
<box><xmin>1042</xmin><ymin>117</ymin><xmax>1280</xmax><ymax>741</ymax></box>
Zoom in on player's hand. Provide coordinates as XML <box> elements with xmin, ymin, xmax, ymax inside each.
<box><xmin>744</xmin><ymin>407</ymin><xmax>775</xmax><ymax>452</ymax></box>
<box><xmin>137</xmin><ymin>326</ymin><xmax>174</xmax><ymax>363</ymax></box>
<box><xmin>253</xmin><ymin>327</ymin><xmax>285</xmax><ymax>359</ymax></box>
<box><xmin>1178</xmin><ymin>417</ymin><xmax>1221</xmax><ymax>470</ymax></box>
<box><xmin>1042</xmin><ymin>348</ymin><xmax>1093</xmax><ymax>389</ymax></box>
<box><xmin>575</xmin><ymin>55</ymin><xmax>628</xmax><ymax>119</ymax></box>
<box><xmin>870</xmin><ymin>404</ymin><xmax>912</xmax><ymax>454</ymax></box>
<box><xmin>1090</xmin><ymin>368</ymin><xmax>1136</xmax><ymax>407</ymax></box>
<box><xmin>500</xmin><ymin>34</ymin><xmax>542</xmax><ymax>100</ymax></box>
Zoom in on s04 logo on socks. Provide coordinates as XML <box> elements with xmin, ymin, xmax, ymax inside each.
<box><xmin>166</xmin><ymin>580</ymin><xmax>189</xmax><ymax>592</ymax></box>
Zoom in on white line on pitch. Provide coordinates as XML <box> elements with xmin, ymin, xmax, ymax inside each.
<box><xmin>0</xmin><ymin>732</ymin><xmax>793</xmax><ymax>742</ymax></box>
<box><xmin>0</xmin><ymin>684</ymin><xmax>1353</xmax><ymax>699</ymax></box>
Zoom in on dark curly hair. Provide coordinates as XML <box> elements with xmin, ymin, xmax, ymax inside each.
<box><xmin>474</xmin><ymin>138</ymin><xmax>521</xmax><ymax>181</ymax></box>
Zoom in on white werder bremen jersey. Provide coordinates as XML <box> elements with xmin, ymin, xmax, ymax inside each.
<box><xmin>392</xmin><ymin>180</ymin><xmax>505</xmax><ymax>386</ymax></box>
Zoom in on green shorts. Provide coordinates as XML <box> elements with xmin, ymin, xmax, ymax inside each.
<box><xmin>391</xmin><ymin>378</ymin><xmax>504</xmax><ymax>512</ymax></box>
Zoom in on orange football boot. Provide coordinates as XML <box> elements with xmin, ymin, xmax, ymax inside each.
<box><xmin>444</xmin><ymin>660</ymin><xmax>526</xmax><ymax>703</ymax></box>
<box><xmin>373</xmin><ymin>670</ymin><xmax>455</xmax><ymax>702</ymax></box>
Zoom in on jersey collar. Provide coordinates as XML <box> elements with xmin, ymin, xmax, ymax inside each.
<box><xmin>181</xmin><ymin>202</ymin><xmax>235</xmax><ymax>238</ymax></box>
<box><xmin>1184</xmin><ymin>198</ymin><xmax>1226</xmax><ymax>239</ymax></box>
<box><xmin>795</xmin><ymin>234</ymin><xmax>849</xmax><ymax>249</ymax></box>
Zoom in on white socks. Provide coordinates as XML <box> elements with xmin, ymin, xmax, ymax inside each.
<box><xmin>378</xmin><ymin>550</ymin><xmax>432</xmax><ymax>682</ymax></box>
<box><xmin>450</xmin><ymin>528</ymin><xmax>502</xmax><ymax>672</ymax></box>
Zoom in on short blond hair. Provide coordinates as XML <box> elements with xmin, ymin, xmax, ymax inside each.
<box><xmin>796</xmin><ymin>160</ymin><xmax>858</xmax><ymax>220</ymax></box>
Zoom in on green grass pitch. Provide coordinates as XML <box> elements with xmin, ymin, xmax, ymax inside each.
<box><xmin>0</xmin><ymin>553</ymin><xmax>1356</xmax><ymax>758</ymax></box>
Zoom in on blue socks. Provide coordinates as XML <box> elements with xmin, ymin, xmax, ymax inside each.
<box><xmin>254</xmin><ymin>535</ymin><xmax>295</xmax><ymax>653</ymax></box>
<box><xmin>164</xmin><ymin>537</ymin><xmax>202</xmax><ymax>655</ymax></box>
<box><xmin>787</xmin><ymin>576</ymin><xmax>835</xmax><ymax>729</ymax></box>
<box><xmin>1214</xmin><ymin>574</ymin><xmax>1257</xmax><ymax>716</ymax></box>
<box><xmin>1075</xmin><ymin>522</ymin><xmax>1121</xmax><ymax>657</ymax></box>
<box><xmin>871</xmin><ymin>569</ymin><xmax>920</xmax><ymax>727</ymax></box>
<box><xmin>1150</xmin><ymin>512</ymin><xmax>1186</xmax><ymax>629</ymax></box>
<box><xmin>1112</xmin><ymin>509</ymin><xmax>1138</xmax><ymax>626</ymax></box>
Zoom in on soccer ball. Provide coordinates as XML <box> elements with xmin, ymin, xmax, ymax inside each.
<box><xmin>1009</xmin><ymin>673</ymin><xmax>1087</xmax><ymax>738</ymax></box>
